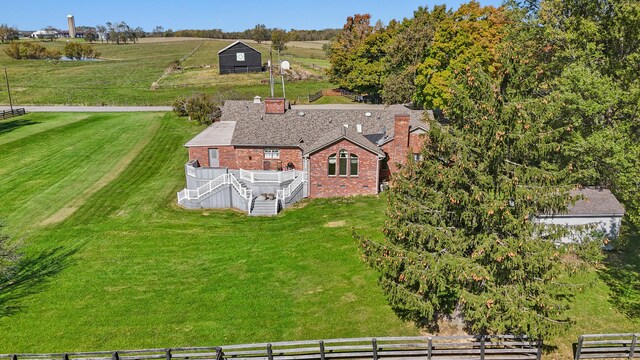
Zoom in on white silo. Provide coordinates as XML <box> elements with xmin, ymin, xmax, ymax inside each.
<box><xmin>67</xmin><ymin>15</ymin><xmax>76</xmax><ymax>38</ymax></box>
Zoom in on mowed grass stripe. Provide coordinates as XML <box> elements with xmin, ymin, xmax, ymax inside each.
<box><xmin>0</xmin><ymin>113</ymin><xmax>92</xmax><ymax>146</ymax></box>
<box><xmin>0</xmin><ymin>113</ymin><xmax>162</xmax><ymax>235</ymax></box>
<box><xmin>0</xmin><ymin>113</ymin><xmax>415</xmax><ymax>352</ymax></box>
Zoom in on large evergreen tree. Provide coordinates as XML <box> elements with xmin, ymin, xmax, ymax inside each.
<box><xmin>359</xmin><ymin>27</ymin><xmax>581</xmax><ymax>337</ymax></box>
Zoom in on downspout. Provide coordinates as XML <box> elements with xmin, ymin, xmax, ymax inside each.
<box><xmin>376</xmin><ymin>155</ymin><xmax>384</xmax><ymax>194</ymax></box>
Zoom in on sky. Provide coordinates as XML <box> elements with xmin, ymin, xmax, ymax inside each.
<box><xmin>3</xmin><ymin>0</ymin><xmax>503</xmax><ymax>32</ymax></box>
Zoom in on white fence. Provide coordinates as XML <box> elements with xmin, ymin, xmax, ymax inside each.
<box><xmin>277</xmin><ymin>172</ymin><xmax>307</xmax><ymax>209</ymax></box>
<box><xmin>177</xmin><ymin>173</ymin><xmax>253</xmax><ymax>214</ymax></box>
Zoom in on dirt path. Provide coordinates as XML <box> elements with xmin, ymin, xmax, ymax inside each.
<box><xmin>40</xmin><ymin>119</ymin><xmax>162</xmax><ymax>226</ymax></box>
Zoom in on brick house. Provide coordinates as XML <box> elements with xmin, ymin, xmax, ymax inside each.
<box><xmin>177</xmin><ymin>97</ymin><xmax>430</xmax><ymax>215</ymax></box>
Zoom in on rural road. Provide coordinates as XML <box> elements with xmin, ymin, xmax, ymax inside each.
<box><xmin>0</xmin><ymin>106</ymin><xmax>172</xmax><ymax>112</ymax></box>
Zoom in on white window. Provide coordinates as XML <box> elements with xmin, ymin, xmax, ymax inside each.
<box><xmin>236</xmin><ymin>52</ymin><xmax>245</xmax><ymax>61</ymax></box>
<box><xmin>413</xmin><ymin>153</ymin><xmax>423</xmax><ymax>162</ymax></box>
<box><xmin>264</xmin><ymin>149</ymin><xmax>280</xmax><ymax>159</ymax></box>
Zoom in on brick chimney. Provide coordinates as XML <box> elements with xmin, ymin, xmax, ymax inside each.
<box><xmin>392</xmin><ymin>114</ymin><xmax>411</xmax><ymax>170</ymax></box>
<box><xmin>265</xmin><ymin>98</ymin><xmax>287</xmax><ymax>114</ymax></box>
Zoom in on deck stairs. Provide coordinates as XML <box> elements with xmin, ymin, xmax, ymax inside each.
<box><xmin>249</xmin><ymin>197</ymin><xmax>278</xmax><ymax>216</ymax></box>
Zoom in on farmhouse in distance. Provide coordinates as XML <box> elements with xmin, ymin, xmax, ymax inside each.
<box><xmin>218</xmin><ymin>40</ymin><xmax>263</xmax><ymax>74</ymax></box>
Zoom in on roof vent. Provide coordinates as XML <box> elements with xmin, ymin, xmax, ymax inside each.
<box><xmin>343</xmin><ymin>124</ymin><xmax>349</xmax><ymax>128</ymax></box>
<box><xmin>253</xmin><ymin>96</ymin><xmax>262</xmax><ymax>104</ymax></box>
<box><xmin>298</xmin><ymin>111</ymin><xmax>305</xmax><ymax>117</ymax></box>
<box><xmin>356</xmin><ymin>124</ymin><xmax>362</xmax><ymax>133</ymax></box>
<box><xmin>365</xmin><ymin>112</ymin><xmax>372</xmax><ymax>117</ymax></box>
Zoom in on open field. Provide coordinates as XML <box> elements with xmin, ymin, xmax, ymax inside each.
<box><xmin>0</xmin><ymin>112</ymin><xmax>637</xmax><ymax>357</ymax></box>
<box><xmin>0</xmin><ymin>38</ymin><xmax>333</xmax><ymax>106</ymax></box>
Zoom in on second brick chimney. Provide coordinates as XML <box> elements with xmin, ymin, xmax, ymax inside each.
<box><xmin>265</xmin><ymin>98</ymin><xmax>287</xmax><ymax>114</ymax></box>
<box><xmin>392</xmin><ymin>114</ymin><xmax>411</xmax><ymax>170</ymax></box>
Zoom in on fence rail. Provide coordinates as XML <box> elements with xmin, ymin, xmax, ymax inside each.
<box><xmin>0</xmin><ymin>108</ymin><xmax>26</xmax><ymax>120</ymax></box>
<box><xmin>1</xmin><ymin>335</ymin><xmax>542</xmax><ymax>360</ymax></box>
<box><xmin>308</xmin><ymin>91</ymin><xmax>323</xmax><ymax>103</ymax></box>
<box><xmin>575</xmin><ymin>333</ymin><xmax>640</xmax><ymax>359</ymax></box>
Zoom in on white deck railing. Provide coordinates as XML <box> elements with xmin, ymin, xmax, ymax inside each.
<box><xmin>276</xmin><ymin>171</ymin><xmax>307</xmax><ymax>210</ymax></box>
<box><xmin>239</xmin><ymin>169</ymin><xmax>302</xmax><ymax>183</ymax></box>
<box><xmin>177</xmin><ymin>173</ymin><xmax>253</xmax><ymax>213</ymax></box>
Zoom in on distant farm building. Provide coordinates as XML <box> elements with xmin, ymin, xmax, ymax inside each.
<box><xmin>218</xmin><ymin>41</ymin><xmax>263</xmax><ymax>75</ymax></box>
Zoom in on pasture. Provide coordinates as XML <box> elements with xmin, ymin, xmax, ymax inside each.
<box><xmin>0</xmin><ymin>112</ymin><xmax>638</xmax><ymax>358</ymax></box>
<box><xmin>0</xmin><ymin>38</ymin><xmax>334</xmax><ymax>106</ymax></box>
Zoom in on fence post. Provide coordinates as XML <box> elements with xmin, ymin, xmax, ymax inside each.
<box><xmin>112</xmin><ymin>352</ymin><xmax>119</xmax><ymax>360</ymax></box>
<box><xmin>630</xmin><ymin>335</ymin><xmax>637</xmax><ymax>359</ymax></box>
<box><xmin>575</xmin><ymin>336</ymin><xmax>584</xmax><ymax>360</ymax></box>
<box><xmin>165</xmin><ymin>349</ymin><xmax>171</xmax><ymax>360</ymax></box>
<box><xmin>267</xmin><ymin>344</ymin><xmax>273</xmax><ymax>360</ymax></box>
<box><xmin>480</xmin><ymin>335</ymin><xmax>486</xmax><ymax>360</ymax></box>
<box><xmin>63</xmin><ymin>354</ymin><xmax>69</xmax><ymax>360</ymax></box>
<box><xmin>427</xmin><ymin>337</ymin><xmax>432</xmax><ymax>360</ymax></box>
<box><xmin>11</xmin><ymin>355</ymin><xmax>17</xmax><ymax>360</ymax></box>
<box><xmin>536</xmin><ymin>340</ymin><xmax>543</xmax><ymax>360</ymax></box>
<box><xmin>319</xmin><ymin>341</ymin><xmax>325</xmax><ymax>360</ymax></box>
<box><xmin>215</xmin><ymin>347</ymin><xmax>224</xmax><ymax>360</ymax></box>
<box><xmin>372</xmin><ymin>338</ymin><xmax>378</xmax><ymax>360</ymax></box>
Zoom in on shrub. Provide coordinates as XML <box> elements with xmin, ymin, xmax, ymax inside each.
<box><xmin>172</xmin><ymin>93</ymin><xmax>221</xmax><ymax>125</ymax></box>
<box><xmin>63</xmin><ymin>42</ymin><xmax>101</xmax><ymax>60</ymax></box>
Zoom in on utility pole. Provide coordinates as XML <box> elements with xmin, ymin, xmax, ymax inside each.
<box><xmin>4</xmin><ymin>67</ymin><xmax>13</xmax><ymax>112</ymax></box>
<box><xmin>269</xmin><ymin>49</ymin><xmax>275</xmax><ymax>98</ymax></box>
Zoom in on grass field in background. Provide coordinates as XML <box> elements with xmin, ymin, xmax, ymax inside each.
<box><xmin>0</xmin><ymin>112</ymin><xmax>637</xmax><ymax>358</ymax></box>
<box><xmin>0</xmin><ymin>38</ymin><xmax>335</xmax><ymax>106</ymax></box>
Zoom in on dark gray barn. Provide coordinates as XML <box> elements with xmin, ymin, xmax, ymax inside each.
<box><xmin>218</xmin><ymin>41</ymin><xmax>263</xmax><ymax>74</ymax></box>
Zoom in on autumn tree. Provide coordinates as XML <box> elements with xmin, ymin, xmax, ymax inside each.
<box><xmin>328</xmin><ymin>14</ymin><xmax>391</xmax><ymax>95</ymax></box>
<box><xmin>381</xmin><ymin>6</ymin><xmax>448</xmax><ymax>105</ymax></box>
<box><xmin>413</xmin><ymin>1</ymin><xmax>508</xmax><ymax>109</ymax></box>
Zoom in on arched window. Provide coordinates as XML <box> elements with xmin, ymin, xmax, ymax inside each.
<box><xmin>328</xmin><ymin>153</ymin><xmax>336</xmax><ymax>176</ymax></box>
<box><xmin>339</xmin><ymin>150</ymin><xmax>348</xmax><ymax>176</ymax></box>
<box><xmin>350</xmin><ymin>154</ymin><xmax>359</xmax><ymax>176</ymax></box>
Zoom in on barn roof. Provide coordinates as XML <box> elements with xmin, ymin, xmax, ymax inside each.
<box><xmin>217</xmin><ymin>40</ymin><xmax>261</xmax><ymax>54</ymax></box>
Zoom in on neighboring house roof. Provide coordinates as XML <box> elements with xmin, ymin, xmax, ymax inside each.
<box><xmin>566</xmin><ymin>188</ymin><xmax>626</xmax><ymax>216</ymax></box>
<box><xmin>217</xmin><ymin>41</ymin><xmax>261</xmax><ymax>54</ymax></box>
<box><xmin>184</xmin><ymin>121</ymin><xmax>236</xmax><ymax>147</ymax></box>
<box><xmin>537</xmin><ymin>188</ymin><xmax>626</xmax><ymax>218</ymax></box>
<box><xmin>303</xmin><ymin>126</ymin><xmax>386</xmax><ymax>157</ymax></box>
<box><xmin>215</xmin><ymin>100</ymin><xmax>428</xmax><ymax>153</ymax></box>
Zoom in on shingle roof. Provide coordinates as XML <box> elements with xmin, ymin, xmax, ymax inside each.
<box><xmin>566</xmin><ymin>188</ymin><xmax>625</xmax><ymax>216</ymax></box>
<box><xmin>219</xmin><ymin>100</ymin><xmax>428</xmax><ymax>152</ymax></box>
<box><xmin>303</xmin><ymin>126</ymin><xmax>386</xmax><ymax>156</ymax></box>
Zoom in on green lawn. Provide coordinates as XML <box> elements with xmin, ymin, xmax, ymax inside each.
<box><xmin>0</xmin><ymin>112</ymin><xmax>416</xmax><ymax>352</ymax></box>
<box><xmin>0</xmin><ymin>38</ymin><xmax>332</xmax><ymax>106</ymax></box>
<box><xmin>0</xmin><ymin>112</ymin><xmax>638</xmax><ymax>357</ymax></box>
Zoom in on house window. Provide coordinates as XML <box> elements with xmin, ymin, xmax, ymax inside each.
<box><xmin>339</xmin><ymin>150</ymin><xmax>348</xmax><ymax>176</ymax></box>
<box><xmin>413</xmin><ymin>153</ymin><xmax>423</xmax><ymax>162</ymax></box>
<box><xmin>264</xmin><ymin>149</ymin><xmax>280</xmax><ymax>159</ymax></box>
<box><xmin>350</xmin><ymin>154</ymin><xmax>359</xmax><ymax>176</ymax></box>
<box><xmin>328</xmin><ymin>153</ymin><xmax>337</xmax><ymax>176</ymax></box>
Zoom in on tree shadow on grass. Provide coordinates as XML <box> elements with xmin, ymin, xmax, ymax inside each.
<box><xmin>598</xmin><ymin>221</ymin><xmax>640</xmax><ymax>319</ymax></box>
<box><xmin>0</xmin><ymin>246</ymin><xmax>78</xmax><ymax>317</ymax></box>
<box><xmin>0</xmin><ymin>119</ymin><xmax>40</xmax><ymax>135</ymax></box>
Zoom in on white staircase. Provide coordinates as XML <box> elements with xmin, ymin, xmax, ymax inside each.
<box><xmin>177</xmin><ymin>173</ymin><xmax>253</xmax><ymax>214</ymax></box>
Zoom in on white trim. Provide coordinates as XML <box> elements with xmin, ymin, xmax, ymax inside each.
<box><xmin>217</xmin><ymin>40</ymin><xmax>261</xmax><ymax>54</ymax></box>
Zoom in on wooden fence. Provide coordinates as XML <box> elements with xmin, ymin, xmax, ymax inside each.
<box><xmin>1</xmin><ymin>336</ymin><xmax>542</xmax><ymax>360</ymax></box>
<box><xmin>575</xmin><ymin>333</ymin><xmax>640</xmax><ymax>359</ymax></box>
<box><xmin>0</xmin><ymin>108</ymin><xmax>26</xmax><ymax>120</ymax></box>
<box><xmin>308</xmin><ymin>90</ymin><xmax>323</xmax><ymax>102</ymax></box>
